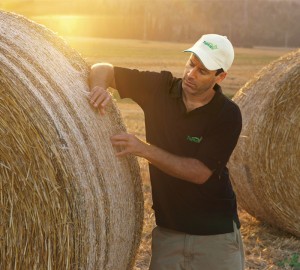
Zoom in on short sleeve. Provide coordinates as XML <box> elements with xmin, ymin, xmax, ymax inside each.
<box><xmin>114</xmin><ymin>67</ymin><xmax>173</xmax><ymax>109</ymax></box>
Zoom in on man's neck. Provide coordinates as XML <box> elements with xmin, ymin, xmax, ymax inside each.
<box><xmin>182</xmin><ymin>88</ymin><xmax>216</xmax><ymax>112</ymax></box>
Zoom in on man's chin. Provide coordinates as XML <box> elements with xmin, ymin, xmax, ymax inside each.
<box><xmin>182</xmin><ymin>83</ymin><xmax>196</xmax><ymax>94</ymax></box>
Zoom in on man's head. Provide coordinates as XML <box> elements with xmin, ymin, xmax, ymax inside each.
<box><xmin>184</xmin><ymin>34</ymin><xmax>234</xmax><ymax>72</ymax></box>
<box><xmin>181</xmin><ymin>34</ymin><xmax>234</xmax><ymax>98</ymax></box>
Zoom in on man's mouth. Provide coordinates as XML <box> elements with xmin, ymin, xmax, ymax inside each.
<box><xmin>184</xmin><ymin>79</ymin><xmax>195</xmax><ymax>88</ymax></box>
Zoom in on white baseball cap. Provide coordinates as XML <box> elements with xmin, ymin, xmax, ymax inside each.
<box><xmin>184</xmin><ymin>34</ymin><xmax>234</xmax><ymax>72</ymax></box>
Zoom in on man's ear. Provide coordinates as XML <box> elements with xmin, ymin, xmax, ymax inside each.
<box><xmin>216</xmin><ymin>72</ymin><xmax>227</xmax><ymax>84</ymax></box>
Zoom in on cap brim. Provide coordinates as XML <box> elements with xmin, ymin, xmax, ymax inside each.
<box><xmin>184</xmin><ymin>48</ymin><xmax>222</xmax><ymax>71</ymax></box>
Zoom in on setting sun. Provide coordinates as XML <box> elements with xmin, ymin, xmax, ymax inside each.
<box><xmin>32</xmin><ymin>15</ymin><xmax>88</xmax><ymax>36</ymax></box>
<box><xmin>0</xmin><ymin>0</ymin><xmax>129</xmax><ymax>37</ymax></box>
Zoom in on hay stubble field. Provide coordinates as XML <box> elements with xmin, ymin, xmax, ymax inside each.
<box><xmin>67</xmin><ymin>37</ymin><xmax>299</xmax><ymax>270</ymax></box>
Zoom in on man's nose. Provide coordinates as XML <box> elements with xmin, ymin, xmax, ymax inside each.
<box><xmin>187</xmin><ymin>67</ymin><xmax>197</xmax><ymax>78</ymax></box>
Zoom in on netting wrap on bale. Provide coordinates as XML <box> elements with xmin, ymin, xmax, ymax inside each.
<box><xmin>228</xmin><ymin>49</ymin><xmax>300</xmax><ymax>237</ymax></box>
<box><xmin>0</xmin><ymin>11</ymin><xmax>143</xmax><ymax>270</ymax></box>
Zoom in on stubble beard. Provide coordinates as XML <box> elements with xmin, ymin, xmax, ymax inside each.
<box><xmin>182</xmin><ymin>78</ymin><xmax>213</xmax><ymax>97</ymax></box>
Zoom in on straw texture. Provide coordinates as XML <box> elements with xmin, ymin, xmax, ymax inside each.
<box><xmin>229</xmin><ymin>49</ymin><xmax>300</xmax><ymax>237</ymax></box>
<box><xmin>0</xmin><ymin>10</ymin><xmax>143</xmax><ymax>269</ymax></box>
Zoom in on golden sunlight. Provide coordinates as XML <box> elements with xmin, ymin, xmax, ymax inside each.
<box><xmin>32</xmin><ymin>15</ymin><xmax>83</xmax><ymax>36</ymax></box>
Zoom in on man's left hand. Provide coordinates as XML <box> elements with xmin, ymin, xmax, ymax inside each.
<box><xmin>110</xmin><ymin>132</ymin><xmax>148</xmax><ymax>157</ymax></box>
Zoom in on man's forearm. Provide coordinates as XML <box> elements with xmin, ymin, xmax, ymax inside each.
<box><xmin>143</xmin><ymin>144</ymin><xmax>212</xmax><ymax>185</ymax></box>
<box><xmin>88</xmin><ymin>63</ymin><xmax>116</xmax><ymax>114</ymax></box>
<box><xmin>89</xmin><ymin>63</ymin><xmax>116</xmax><ymax>89</ymax></box>
<box><xmin>89</xmin><ymin>65</ymin><xmax>213</xmax><ymax>185</ymax></box>
<box><xmin>111</xmin><ymin>133</ymin><xmax>212</xmax><ymax>185</ymax></box>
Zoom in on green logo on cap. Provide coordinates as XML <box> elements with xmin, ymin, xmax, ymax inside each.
<box><xmin>203</xmin><ymin>41</ymin><xmax>218</xmax><ymax>50</ymax></box>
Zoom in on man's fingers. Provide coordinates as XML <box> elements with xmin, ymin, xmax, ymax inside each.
<box><xmin>88</xmin><ymin>86</ymin><xmax>103</xmax><ymax>99</ymax></box>
<box><xmin>110</xmin><ymin>133</ymin><xmax>145</xmax><ymax>158</ymax></box>
<box><xmin>111</xmin><ymin>140</ymin><xmax>125</xmax><ymax>146</ymax></box>
<box><xmin>115</xmin><ymin>150</ymin><xmax>129</xmax><ymax>157</ymax></box>
<box><xmin>102</xmin><ymin>95</ymin><xmax>111</xmax><ymax>107</ymax></box>
<box><xmin>111</xmin><ymin>138</ymin><xmax>130</xmax><ymax>157</ymax></box>
<box><xmin>88</xmin><ymin>87</ymin><xmax>112</xmax><ymax>115</ymax></box>
<box><xmin>93</xmin><ymin>93</ymin><xmax>107</xmax><ymax>107</ymax></box>
<box><xmin>99</xmin><ymin>107</ymin><xmax>105</xmax><ymax>115</ymax></box>
<box><xmin>89</xmin><ymin>89</ymin><xmax>103</xmax><ymax>105</ymax></box>
<box><xmin>98</xmin><ymin>95</ymin><xmax>111</xmax><ymax>114</ymax></box>
<box><xmin>111</xmin><ymin>133</ymin><xmax>131</xmax><ymax>156</ymax></box>
<box><xmin>111</xmin><ymin>133</ymin><xmax>130</xmax><ymax>143</ymax></box>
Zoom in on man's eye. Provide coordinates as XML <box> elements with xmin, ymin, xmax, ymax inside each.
<box><xmin>198</xmin><ymin>69</ymin><xmax>207</xmax><ymax>75</ymax></box>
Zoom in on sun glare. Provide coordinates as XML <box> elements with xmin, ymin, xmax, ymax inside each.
<box><xmin>32</xmin><ymin>15</ymin><xmax>84</xmax><ymax>36</ymax></box>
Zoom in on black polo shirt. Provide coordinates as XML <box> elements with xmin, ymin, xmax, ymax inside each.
<box><xmin>114</xmin><ymin>67</ymin><xmax>242</xmax><ymax>235</ymax></box>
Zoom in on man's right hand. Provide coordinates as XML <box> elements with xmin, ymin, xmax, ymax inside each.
<box><xmin>88</xmin><ymin>86</ymin><xmax>112</xmax><ymax>115</ymax></box>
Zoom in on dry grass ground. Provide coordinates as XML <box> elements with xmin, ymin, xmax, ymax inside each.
<box><xmin>66</xmin><ymin>37</ymin><xmax>299</xmax><ymax>269</ymax></box>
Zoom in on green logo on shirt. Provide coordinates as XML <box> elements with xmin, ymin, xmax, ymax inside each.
<box><xmin>187</xmin><ymin>136</ymin><xmax>203</xmax><ymax>143</ymax></box>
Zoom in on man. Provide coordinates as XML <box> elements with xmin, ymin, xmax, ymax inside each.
<box><xmin>88</xmin><ymin>34</ymin><xmax>245</xmax><ymax>270</ymax></box>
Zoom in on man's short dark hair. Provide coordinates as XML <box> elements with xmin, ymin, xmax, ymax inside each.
<box><xmin>215</xmin><ymin>68</ymin><xmax>224</xmax><ymax>76</ymax></box>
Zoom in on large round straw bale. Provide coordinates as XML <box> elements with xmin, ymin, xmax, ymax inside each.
<box><xmin>0</xmin><ymin>11</ymin><xmax>143</xmax><ymax>269</ymax></box>
<box><xmin>229</xmin><ymin>49</ymin><xmax>300</xmax><ymax>237</ymax></box>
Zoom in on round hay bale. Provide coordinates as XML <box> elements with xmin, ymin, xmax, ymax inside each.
<box><xmin>0</xmin><ymin>10</ymin><xmax>143</xmax><ymax>269</ymax></box>
<box><xmin>228</xmin><ymin>49</ymin><xmax>300</xmax><ymax>237</ymax></box>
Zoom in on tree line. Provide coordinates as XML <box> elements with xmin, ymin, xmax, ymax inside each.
<box><xmin>2</xmin><ymin>0</ymin><xmax>299</xmax><ymax>47</ymax></box>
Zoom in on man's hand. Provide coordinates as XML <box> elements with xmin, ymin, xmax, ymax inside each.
<box><xmin>111</xmin><ymin>133</ymin><xmax>149</xmax><ymax>157</ymax></box>
<box><xmin>111</xmin><ymin>132</ymin><xmax>212</xmax><ymax>185</ymax></box>
<box><xmin>88</xmin><ymin>86</ymin><xmax>111</xmax><ymax>115</ymax></box>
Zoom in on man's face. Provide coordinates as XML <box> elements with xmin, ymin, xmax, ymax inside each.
<box><xmin>182</xmin><ymin>54</ymin><xmax>225</xmax><ymax>96</ymax></box>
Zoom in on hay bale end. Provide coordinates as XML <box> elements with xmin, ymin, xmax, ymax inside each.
<box><xmin>229</xmin><ymin>49</ymin><xmax>300</xmax><ymax>237</ymax></box>
<box><xmin>0</xmin><ymin>10</ymin><xmax>143</xmax><ymax>270</ymax></box>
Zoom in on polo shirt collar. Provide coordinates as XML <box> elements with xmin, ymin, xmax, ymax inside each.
<box><xmin>170</xmin><ymin>80</ymin><xmax>225</xmax><ymax>115</ymax></box>
<box><xmin>170</xmin><ymin>80</ymin><xmax>222</xmax><ymax>97</ymax></box>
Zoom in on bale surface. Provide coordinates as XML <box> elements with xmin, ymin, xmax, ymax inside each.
<box><xmin>229</xmin><ymin>49</ymin><xmax>300</xmax><ymax>237</ymax></box>
<box><xmin>0</xmin><ymin>11</ymin><xmax>143</xmax><ymax>269</ymax></box>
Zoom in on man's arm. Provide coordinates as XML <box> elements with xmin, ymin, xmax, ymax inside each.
<box><xmin>111</xmin><ymin>133</ymin><xmax>213</xmax><ymax>185</ymax></box>
<box><xmin>89</xmin><ymin>64</ymin><xmax>212</xmax><ymax>184</ymax></box>
<box><xmin>88</xmin><ymin>63</ymin><xmax>116</xmax><ymax>114</ymax></box>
